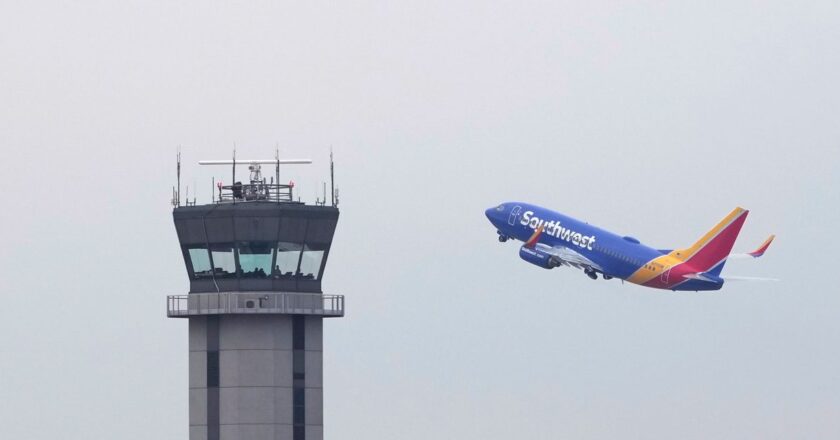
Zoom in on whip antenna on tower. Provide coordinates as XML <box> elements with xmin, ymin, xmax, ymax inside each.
<box><xmin>275</xmin><ymin>146</ymin><xmax>280</xmax><ymax>187</ymax></box>
<box><xmin>176</xmin><ymin>147</ymin><xmax>181</xmax><ymax>207</ymax></box>
<box><xmin>330</xmin><ymin>149</ymin><xmax>336</xmax><ymax>207</ymax></box>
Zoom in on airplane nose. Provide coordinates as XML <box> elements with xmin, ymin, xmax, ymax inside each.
<box><xmin>485</xmin><ymin>207</ymin><xmax>494</xmax><ymax>220</ymax></box>
<box><xmin>485</xmin><ymin>207</ymin><xmax>501</xmax><ymax>226</ymax></box>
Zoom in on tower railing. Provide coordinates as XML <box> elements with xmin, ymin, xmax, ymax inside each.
<box><xmin>216</xmin><ymin>182</ymin><xmax>295</xmax><ymax>203</ymax></box>
<box><xmin>167</xmin><ymin>292</ymin><xmax>344</xmax><ymax>317</ymax></box>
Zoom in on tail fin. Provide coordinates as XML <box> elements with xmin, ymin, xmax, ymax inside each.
<box><xmin>671</xmin><ymin>207</ymin><xmax>749</xmax><ymax>273</ymax></box>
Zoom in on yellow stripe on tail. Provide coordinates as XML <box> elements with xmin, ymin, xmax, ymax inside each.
<box><xmin>669</xmin><ymin>207</ymin><xmax>748</xmax><ymax>262</ymax></box>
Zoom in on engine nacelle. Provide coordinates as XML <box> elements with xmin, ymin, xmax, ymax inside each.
<box><xmin>519</xmin><ymin>246</ymin><xmax>558</xmax><ymax>269</ymax></box>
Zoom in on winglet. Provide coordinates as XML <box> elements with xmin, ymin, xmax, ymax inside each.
<box><xmin>748</xmin><ymin>234</ymin><xmax>775</xmax><ymax>258</ymax></box>
<box><xmin>524</xmin><ymin>225</ymin><xmax>544</xmax><ymax>249</ymax></box>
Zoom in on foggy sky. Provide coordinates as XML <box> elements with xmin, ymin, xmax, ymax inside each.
<box><xmin>1</xmin><ymin>1</ymin><xmax>839</xmax><ymax>439</ymax></box>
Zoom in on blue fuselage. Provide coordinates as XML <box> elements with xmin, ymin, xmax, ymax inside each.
<box><xmin>485</xmin><ymin>202</ymin><xmax>721</xmax><ymax>291</ymax></box>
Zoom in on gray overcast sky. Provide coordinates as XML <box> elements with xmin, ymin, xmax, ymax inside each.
<box><xmin>1</xmin><ymin>1</ymin><xmax>839</xmax><ymax>438</ymax></box>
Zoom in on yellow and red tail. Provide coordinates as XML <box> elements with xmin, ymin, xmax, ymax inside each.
<box><xmin>670</xmin><ymin>207</ymin><xmax>749</xmax><ymax>272</ymax></box>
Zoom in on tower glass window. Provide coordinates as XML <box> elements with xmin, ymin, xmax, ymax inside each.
<box><xmin>239</xmin><ymin>242</ymin><xmax>273</xmax><ymax>278</ymax></box>
<box><xmin>210</xmin><ymin>244</ymin><xmax>237</xmax><ymax>278</ymax></box>
<box><xmin>299</xmin><ymin>244</ymin><xmax>326</xmax><ymax>280</ymax></box>
<box><xmin>275</xmin><ymin>242</ymin><xmax>302</xmax><ymax>278</ymax></box>
<box><xmin>187</xmin><ymin>247</ymin><xmax>213</xmax><ymax>279</ymax></box>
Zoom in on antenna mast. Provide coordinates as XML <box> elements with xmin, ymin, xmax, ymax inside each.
<box><xmin>231</xmin><ymin>146</ymin><xmax>236</xmax><ymax>204</ymax></box>
<box><xmin>275</xmin><ymin>146</ymin><xmax>280</xmax><ymax>188</ymax></box>
<box><xmin>330</xmin><ymin>149</ymin><xmax>335</xmax><ymax>206</ymax></box>
<box><xmin>176</xmin><ymin>148</ymin><xmax>181</xmax><ymax>207</ymax></box>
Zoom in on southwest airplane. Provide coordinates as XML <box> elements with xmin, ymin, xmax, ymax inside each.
<box><xmin>485</xmin><ymin>203</ymin><xmax>775</xmax><ymax>291</ymax></box>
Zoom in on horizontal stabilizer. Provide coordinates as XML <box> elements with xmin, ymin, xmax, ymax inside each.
<box><xmin>722</xmin><ymin>276</ymin><xmax>780</xmax><ymax>282</ymax></box>
<box><xmin>683</xmin><ymin>272</ymin><xmax>724</xmax><ymax>283</ymax></box>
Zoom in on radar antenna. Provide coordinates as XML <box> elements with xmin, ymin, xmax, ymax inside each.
<box><xmin>199</xmin><ymin>156</ymin><xmax>312</xmax><ymax>203</ymax></box>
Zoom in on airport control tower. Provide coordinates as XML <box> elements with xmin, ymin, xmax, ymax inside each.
<box><xmin>167</xmin><ymin>153</ymin><xmax>343</xmax><ymax>440</ymax></box>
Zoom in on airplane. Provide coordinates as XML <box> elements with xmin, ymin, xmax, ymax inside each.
<box><xmin>484</xmin><ymin>202</ymin><xmax>775</xmax><ymax>291</ymax></box>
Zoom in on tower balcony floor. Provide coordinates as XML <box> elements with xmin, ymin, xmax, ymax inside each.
<box><xmin>167</xmin><ymin>292</ymin><xmax>344</xmax><ymax>318</ymax></box>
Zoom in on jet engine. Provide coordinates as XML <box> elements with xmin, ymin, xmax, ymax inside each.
<box><xmin>519</xmin><ymin>246</ymin><xmax>559</xmax><ymax>269</ymax></box>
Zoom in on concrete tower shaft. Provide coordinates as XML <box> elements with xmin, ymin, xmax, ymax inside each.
<box><xmin>168</xmin><ymin>201</ymin><xmax>342</xmax><ymax>440</ymax></box>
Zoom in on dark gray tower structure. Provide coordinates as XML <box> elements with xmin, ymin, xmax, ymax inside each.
<box><xmin>167</xmin><ymin>157</ymin><xmax>343</xmax><ymax>440</ymax></box>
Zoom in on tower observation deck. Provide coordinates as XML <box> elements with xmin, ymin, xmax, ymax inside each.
<box><xmin>168</xmin><ymin>153</ymin><xmax>342</xmax><ymax>440</ymax></box>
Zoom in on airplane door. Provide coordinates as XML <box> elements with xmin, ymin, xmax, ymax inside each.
<box><xmin>661</xmin><ymin>265</ymin><xmax>671</xmax><ymax>284</ymax></box>
<box><xmin>508</xmin><ymin>206</ymin><xmax>522</xmax><ymax>226</ymax></box>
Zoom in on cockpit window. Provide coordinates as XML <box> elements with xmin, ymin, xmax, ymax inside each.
<box><xmin>496</xmin><ymin>205</ymin><xmax>505</xmax><ymax>211</ymax></box>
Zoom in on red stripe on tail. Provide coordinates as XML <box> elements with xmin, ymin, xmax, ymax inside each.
<box><xmin>684</xmin><ymin>211</ymin><xmax>748</xmax><ymax>271</ymax></box>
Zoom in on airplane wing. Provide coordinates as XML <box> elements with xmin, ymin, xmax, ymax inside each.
<box><xmin>523</xmin><ymin>225</ymin><xmax>603</xmax><ymax>272</ymax></box>
<box><xmin>728</xmin><ymin>234</ymin><xmax>775</xmax><ymax>259</ymax></box>
<box><xmin>533</xmin><ymin>242</ymin><xmax>604</xmax><ymax>272</ymax></box>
